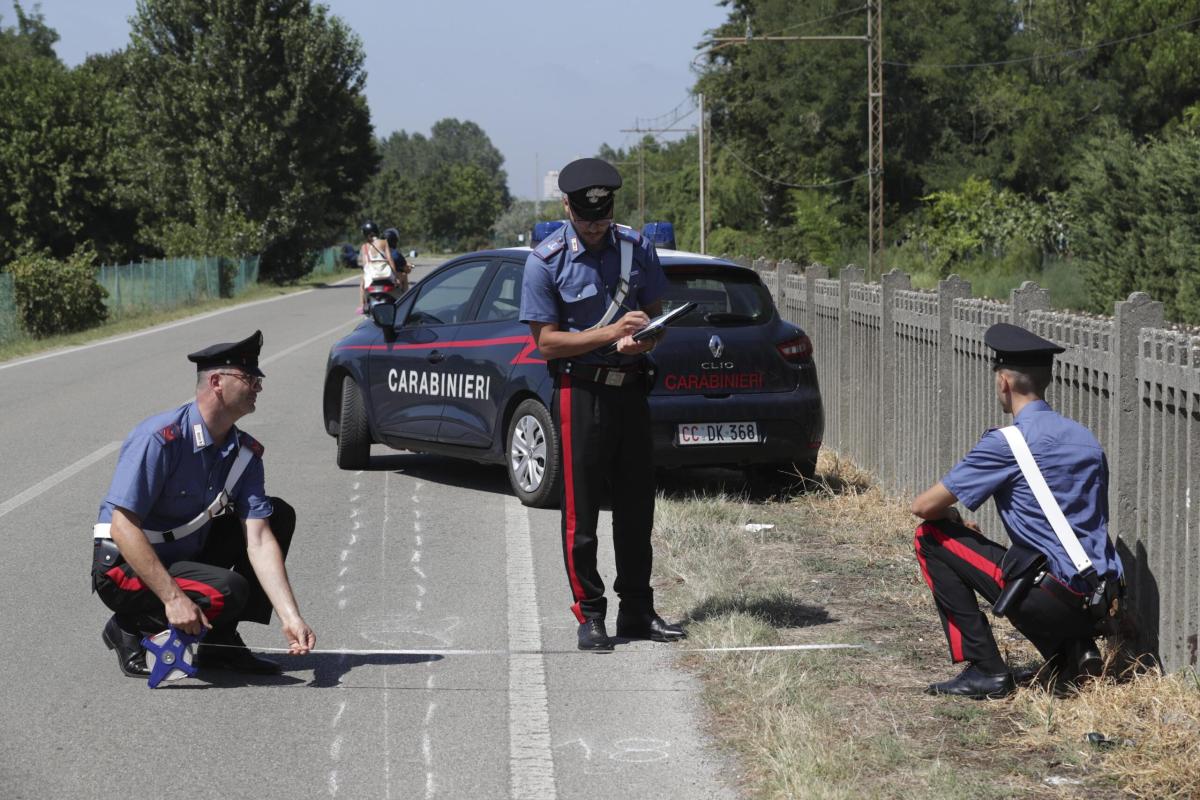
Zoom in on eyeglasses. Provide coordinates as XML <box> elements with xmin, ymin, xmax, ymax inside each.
<box><xmin>219</xmin><ymin>371</ymin><xmax>263</xmax><ymax>390</ymax></box>
<box><xmin>571</xmin><ymin>217</ymin><xmax>613</xmax><ymax>233</ymax></box>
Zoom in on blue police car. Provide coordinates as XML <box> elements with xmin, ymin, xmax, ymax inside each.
<box><xmin>323</xmin><ymin>234</ymin><xmax>824</xmax><ymax>507</ymax></box>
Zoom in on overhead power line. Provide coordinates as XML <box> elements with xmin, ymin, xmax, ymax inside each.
<box><xmin>713</xmin><ymin>135</ymin><xmax>873</xmax><ymax>190</ymax></box>
<box><xmin>885</xmin><ymin>15</ymin><xmax>1200</xmax><ymax>69</ymax></box>
<box><xmin>694</xmin><ymin>4</ymin><xmax>869</xmax><ymax>67</ymax></box>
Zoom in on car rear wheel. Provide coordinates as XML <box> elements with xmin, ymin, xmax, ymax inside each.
<box><xmin>507</xmin><ymin>398</ymin><xmax>561</xmax><ymax>508</ymax></box>
<box><xmin>336</xmin><ymin>375</ymin><xmax>371</xmax><ymax>470</ymax></box>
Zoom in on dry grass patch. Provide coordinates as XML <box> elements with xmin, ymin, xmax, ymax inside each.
<box><xmin>652</xmin><ymin>450</ymin><xmax>1192</xmax><ymax>799</ymax></box>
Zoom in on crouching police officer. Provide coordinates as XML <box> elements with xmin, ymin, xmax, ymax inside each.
<box><xmin>92</xmin><ymin>331</ymin><xmax>315</xmax><ymax>677</ymax></box>
<box><xmin>519</xmin><ymin>157</ymin><xmax>685</xmax><ymax>651</ymax></box>
<box><xmin>910</xmin><ymin>323</ymin><xmax>1124</xmax><ymax>698</ymax></box>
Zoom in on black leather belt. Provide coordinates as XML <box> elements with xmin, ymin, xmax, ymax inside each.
<box><xmin>563</xmin><ymin>362</ymin><xmax>646</xmax><ymax>387</ymax></box>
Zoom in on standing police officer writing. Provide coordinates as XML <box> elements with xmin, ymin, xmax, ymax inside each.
<box><xmin>93</xmin><ymin>331</ymin><xmax>315</xmax><ymax>677</ymax></box>
<box><xmin>519</xmin><ymin>158</ymin><xmax>685</xmax><ymax>651</ymax></box>
<box><xmin>911</xmin><ymin>323</ymin><xmax>1123</xmax><ymax>698</ymax></box>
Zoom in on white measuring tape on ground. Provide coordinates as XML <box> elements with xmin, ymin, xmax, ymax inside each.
<box><xmin>198</xmin><ymin>642</ymin><xmax>864</xmax><ymax>657</ymax></box>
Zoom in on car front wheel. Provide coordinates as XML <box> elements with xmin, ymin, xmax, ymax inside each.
<box><xmin>336</xmin><ymin>375</ymin><xmax>371</xmax><ymax>470</ymax></box>
<box><xmin>506</xmin><ymin>398</ymin><xmax>561</xmax><ymax>508</ymax></box>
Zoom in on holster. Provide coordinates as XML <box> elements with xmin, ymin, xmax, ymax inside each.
<box><xmin>993</xmin><ymin>543</ymin><xmax>1047</xmax><ymax>618</ymax></box>
<box><xmin>91</xmin><ymin>538</ymin><xmax>124</xmax><ymax>592</ymax></box>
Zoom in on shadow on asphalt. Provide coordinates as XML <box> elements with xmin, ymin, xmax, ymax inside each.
<box><xmin>369</xmin><ymin>453</ymin><xmax>513</xmax><ymax>498</ymax></box>
<box><xmin>179</xmin><ymin>652</ymin><xmax>445</xmax><ymax>689</ymax></box>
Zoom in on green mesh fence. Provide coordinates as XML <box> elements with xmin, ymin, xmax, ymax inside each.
<box><xmin>0</xmin><ymin>273</ymin><xmax>20</xmax><ymax>346</ymax></box>
<box><xmin>309</xmin><ymin>245</ymin><xmax>353</xmax><ymax>277</ymax></box>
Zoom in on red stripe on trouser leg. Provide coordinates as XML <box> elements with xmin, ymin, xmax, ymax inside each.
<box><xmin>927</xmin><ymin>527</ymin><xmax>1005</xmax><ymax>586</ymax></box>
<box><xmin>105</xmin><ymin>566</ymin><xmax>226</xmax><ymax>621</ymax></box>
<box><xmin>174</xmin><ymin>578</ymin><xmax>226</xmax><ymax>621</ymax></box>
<box><xmin>559</xmin><ymin>375</ymin><xmax>586</xmax><ymax>624</ymax></box>
<box><xmin>915</xmin><ymin>524</ymin><xmax>964</xmax><ymax>662</ymax></box>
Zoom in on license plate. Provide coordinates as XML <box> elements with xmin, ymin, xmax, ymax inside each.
<box><xmin>677</xmin><ymin>422</ymin><xmax>760</xmax><ymax>445</ymax></box>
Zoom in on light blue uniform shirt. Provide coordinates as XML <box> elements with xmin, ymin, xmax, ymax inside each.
<box><xmin>519</xmin><ymin>222</ymin><xmax>668</xmax><ymax>367</ymax></box>
<box><xmin>97</xmin><ymin>402</ymin><xmax>272</xmax><ymax>566</ymax></box>
<box><xmin>942</xmin><ymin>400</ymin><xmax>1123</xmax><ymax>590</ymax></box>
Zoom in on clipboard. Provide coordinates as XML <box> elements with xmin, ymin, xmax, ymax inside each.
<box><xmin>600</xmin><ymin>301</ymin><xmax>697</xmax><ymax>353</ymax></box>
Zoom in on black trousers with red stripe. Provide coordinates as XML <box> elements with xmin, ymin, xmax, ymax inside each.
<box><xmin>914</xmin><ymin>519</ymin><xmax>1096</xmax><ymax>665</ymax></box>
<box><xmin>553</xmin><ymin>373</ymin><xmax>655</xmax><ymax>623</ymax></box>
<box><xmin>92</xmin><ymin>498</ymin><xmax>295</xmax><ymax>631</ymax></box>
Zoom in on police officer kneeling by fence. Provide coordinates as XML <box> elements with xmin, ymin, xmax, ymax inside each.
<box><xmin>92</xmin><ymin>331</ymin><xmax>315</xmax><ymax>677</ymax></box>
<box><xmin>910</xmin><ymin>323</ymin><xmax>1124</xmax><ymax>699</ymax></box>
<box><xmin>519</xmin><ymin>157</ymin><xmax>685</xmax><ymax>651</ymax></box>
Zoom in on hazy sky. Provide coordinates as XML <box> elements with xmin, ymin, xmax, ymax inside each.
<box><xmin>29</xmin><ymin>0</ymin><xmax>730</xmax><ymax>199</ymax></box>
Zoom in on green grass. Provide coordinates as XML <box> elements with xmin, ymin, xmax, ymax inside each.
<box><xmin>0</xmin><ymin>271</ymin><xmax>355</xmax><ymax>364</ymax></box>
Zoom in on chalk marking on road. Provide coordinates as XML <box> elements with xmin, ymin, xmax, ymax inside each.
<box><xmin>332</xmin><ymin>701</ymin><xmax>346</xmax><ymax>728</ymax></box>
<box><xmin>0</xmin><ymin>440</ymin><xmax>121</xmax><ymax>520</ymax></box>
<box><xmin>506</xmin><ymin>495</ymin><xmax>557</xmax><ymax>800</ymax></box>
<box><xmin>0</xmin><ymin>276</ymin><xmax>359</xmax><ymax>373</ymax></box>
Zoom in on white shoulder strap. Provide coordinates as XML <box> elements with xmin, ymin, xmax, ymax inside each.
<box><xmin>93</xmin><ymin>444</ymin><xmax>256</xmax><ymax>544</ymax></box>
<box><xmin>998</xmin><ymin>425</ymin><xmax>1094</xmax><ymax>575</ymax></box>
<box><xmin>587</xmin><ymin>239</ymin><xmax>633</xmax><ymax>330</ymax></box>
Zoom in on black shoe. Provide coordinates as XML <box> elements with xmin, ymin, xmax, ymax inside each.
<box><xmin>615</xmin><ymin>610</ymin><xmax>686</xmax><ymax>642</ymax></box>
<box><xmin>196</xmin><ymin>629</ymin><xmax>282</xmax><ymax>675</ymax></box>
<box><xmin>102</xmin><ymin>615</ymin><xmax>151</xmax><ymax>678</ymax></box>
<box><xmin>925</xmin><ymin>664</ymin><xmax>1015</xmax><ymax>699</ymax></box>
<box><xmin>577</xmin><ymin>619</ymin><xmax>614</xmax><ymax>651</ymax></box>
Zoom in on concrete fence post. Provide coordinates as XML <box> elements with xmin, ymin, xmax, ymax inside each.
<box><xmin>778</xmin><ymin>259</ymin><xmax>799</xmax><ymax>322</ymax></box>
<box><xmin>1110</xmin><ymin>292</ymin><xmax>1164</xmax><ymax>659</ymax></box>
<box><xmin>937</xmin><ymin>274</ymin><xmax>972</xmax><ymax>474</ymax></box>
<box><xmin>839</xmin><ymin>265</ymin><xmax>866</xmax><ymax>450</ymax></box>
<box><xmin>806</xmin><ymin>263</ymin><xmax>829</xmax><ymax>335</ymax></box>
<box><xmin>1010</xmin><ymin>281</ymin><xmax>1050</xmax><ymax>325</ymax></box>
<box><xmin>880</xmin><ymin>269</ymin><xmax>912</xmax><ymax>492</ymax></box>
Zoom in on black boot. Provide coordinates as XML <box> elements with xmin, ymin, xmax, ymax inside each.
<box><xmin>1060</xmin><ymin>638</ymin><xmax>1103</xmax><ymax>683</ymax></box>
<box><xmin>102</xmin><ymin>615</ymin><xmax>151</xmax><ymax>678</ymax></box>
<box><xmin>615</xmin><ymin>607</ymin><xmax>686</xmax><ymax>642</ymax></box>
<box><xmin>925</xmin><ymin>663</ymin><xmax>1015</xmax><ymax>699</ymax></box>
<box><xmin>196</xmin><ymin>628</ymin><xmax>281</xmax><ymax>674</ymax></box>
<box><xmin>577</xmin><ymin>619</ymin><xmax>614</xmax><ymax>651</ymax></box>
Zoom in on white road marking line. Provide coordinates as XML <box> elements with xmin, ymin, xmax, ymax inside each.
<box><xmin>506</xmin><ymin>495</ymin><xmax>557</xmax><ymax>799</ymax></box>
<box><xmin>0</xmin><ymin>441</ymin><xmax>121</xmax><ymax>520</ymax></box>
<box><xmin>0</xmin><ymin>276</ymin><xmax>358</xmax><ymax>372</ymax></box>
<box><xmin>381</xmin><ymin>471</ymin><xmax>392</xmax><ymax>800</ymax></box>
<box><xmin>228</xmin><ymin>642</ymin><xmax>865</xmax><ymax>657</ymax></box>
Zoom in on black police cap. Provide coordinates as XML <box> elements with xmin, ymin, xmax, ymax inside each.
<box><xmin>187</xmin><ymin>330</ymin><xmax>265</xmax><ymax>377</ymax></box>
<box><xmin>984</xmin><ymin>323</ymin><xmax>1064</xmax><ymax>368</ymax></box>
<box><xmin>559</xmin><ymin>158</ymin><xmax>622</xmax><ymax>221</ymax></box>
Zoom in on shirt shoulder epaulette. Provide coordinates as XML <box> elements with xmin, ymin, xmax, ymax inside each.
<box><xmin>532</xmin><ymin>233</ymin><xmax>566</xmax><ymax>262</ymax></box>
<box><xmin>613</xmin><ymin>224</ymin><xmax>642</xmax><ymax>245</ymax></box>
<box><xmin>239</xmin><ymin>431</ymin><xmax>265</xmax><ymax>459</ymax></box>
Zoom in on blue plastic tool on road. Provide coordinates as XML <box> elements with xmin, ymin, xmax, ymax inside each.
<box><xmin>141</xmin><ymin>626</ymin><xmax>206</xmax><ymax>688</ymax></box>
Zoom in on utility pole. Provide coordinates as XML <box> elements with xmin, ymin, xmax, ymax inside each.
<box><xmin>638</xmin><ymin>141</ymin><xmax>646</xmax><ymax>228</ymax></box>
<box><xmin>711</xmin><ymin>3</ymin><xmax>885</xmax><ymax>274</ymax></box>
<box><xmin>698</xmin><ymin>93</ymin><xmax>706</xmax><ymax>254</ymax></box>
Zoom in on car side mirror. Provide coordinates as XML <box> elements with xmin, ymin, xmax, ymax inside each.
<box><xmin>370</xmin><ymin>302</ymin><xmax>397</xmax><ymax>329</ymax></box>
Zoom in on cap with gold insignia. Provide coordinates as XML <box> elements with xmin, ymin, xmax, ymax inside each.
<box><xmin>984</xmin><ymin>323</ymin><xmax>1064</xmax><ymax>368</ymax></box>
<box><xmin>187</xmin><ymin>330</ymin><xmax>266</xmax><ymax>377</ymax></box>
<box><xmin>559</xmin><ymin>158</ymin><xmax>622</xmax><ymax>221</ymax></box>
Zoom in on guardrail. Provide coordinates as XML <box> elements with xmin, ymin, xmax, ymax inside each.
<box><xmin>753</xmin><ymin>257</ymin><xmax>1199</xmax><ymax>673</ymax></box>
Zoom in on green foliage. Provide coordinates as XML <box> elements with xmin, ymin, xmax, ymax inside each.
<box><xmin>357</xmin><ymin>118</ymin><xmax>510</xmax><ymax>250</ymax></box>
<box><xmin>8</xmin><ymin>248</ymin><xmax>108</xmax><ymax>337</ymax></box>
<box><xmin>125</xmin><ymin>0</ymin><xmax>377</xmax><ymax>281</ymax></box>
<box><xmin>1067</xmin><ymin>126</ymin><xmax>1200</xmax><ymax>323</ymax></box>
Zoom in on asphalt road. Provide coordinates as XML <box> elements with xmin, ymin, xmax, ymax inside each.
<box><xmin>0</xmin><ymin>263</ymin><xmax>735</xmax><ymax>800</ymax></box>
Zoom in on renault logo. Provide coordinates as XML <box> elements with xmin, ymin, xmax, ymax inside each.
<box><xmin>708</xmin><ymin>335</ymin><xmax>724</xmax><ymax>358</ymax></box>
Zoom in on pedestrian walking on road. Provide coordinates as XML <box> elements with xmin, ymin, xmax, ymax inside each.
<box><xmin>92</xmin><ymin>330</ymin><xmax>315</xmax><ymax>678</ymax></box>
<box><xmin>910</xmin><ymin>323</ymin><xmax>1124</xmax><ymax>698</ymax></box>
<box><xmin>519</xmin><ymin>157</ymin><xmax>685</xmax><ymax>651</ymax></box>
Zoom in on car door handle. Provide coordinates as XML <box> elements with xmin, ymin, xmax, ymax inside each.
<box><xmin>427</xmin><ymin>350</ymin><xmax>445</xmax><ymax>364</ymax></box>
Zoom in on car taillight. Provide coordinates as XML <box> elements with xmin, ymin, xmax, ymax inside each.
<box><xmin>777</xmin><ymin>334</ymin><xmax>813</xmax><ymax>363</ymax></box>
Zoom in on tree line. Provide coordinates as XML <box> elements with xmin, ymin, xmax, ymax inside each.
<box><xmin>597</xmin><ymin>0</ymin><xmax>1200</xmax><ymax>323</ymax></box>
<box><xmin>0</xmin><ymin>0</ymin><xmax>511</xmax><ymax>283</ymax></box>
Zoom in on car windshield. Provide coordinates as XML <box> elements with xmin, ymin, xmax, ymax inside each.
<box><xmin>659</xmin><ymin>267</ymin><xmax>771</xmax><ymax>326</ymax></box>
